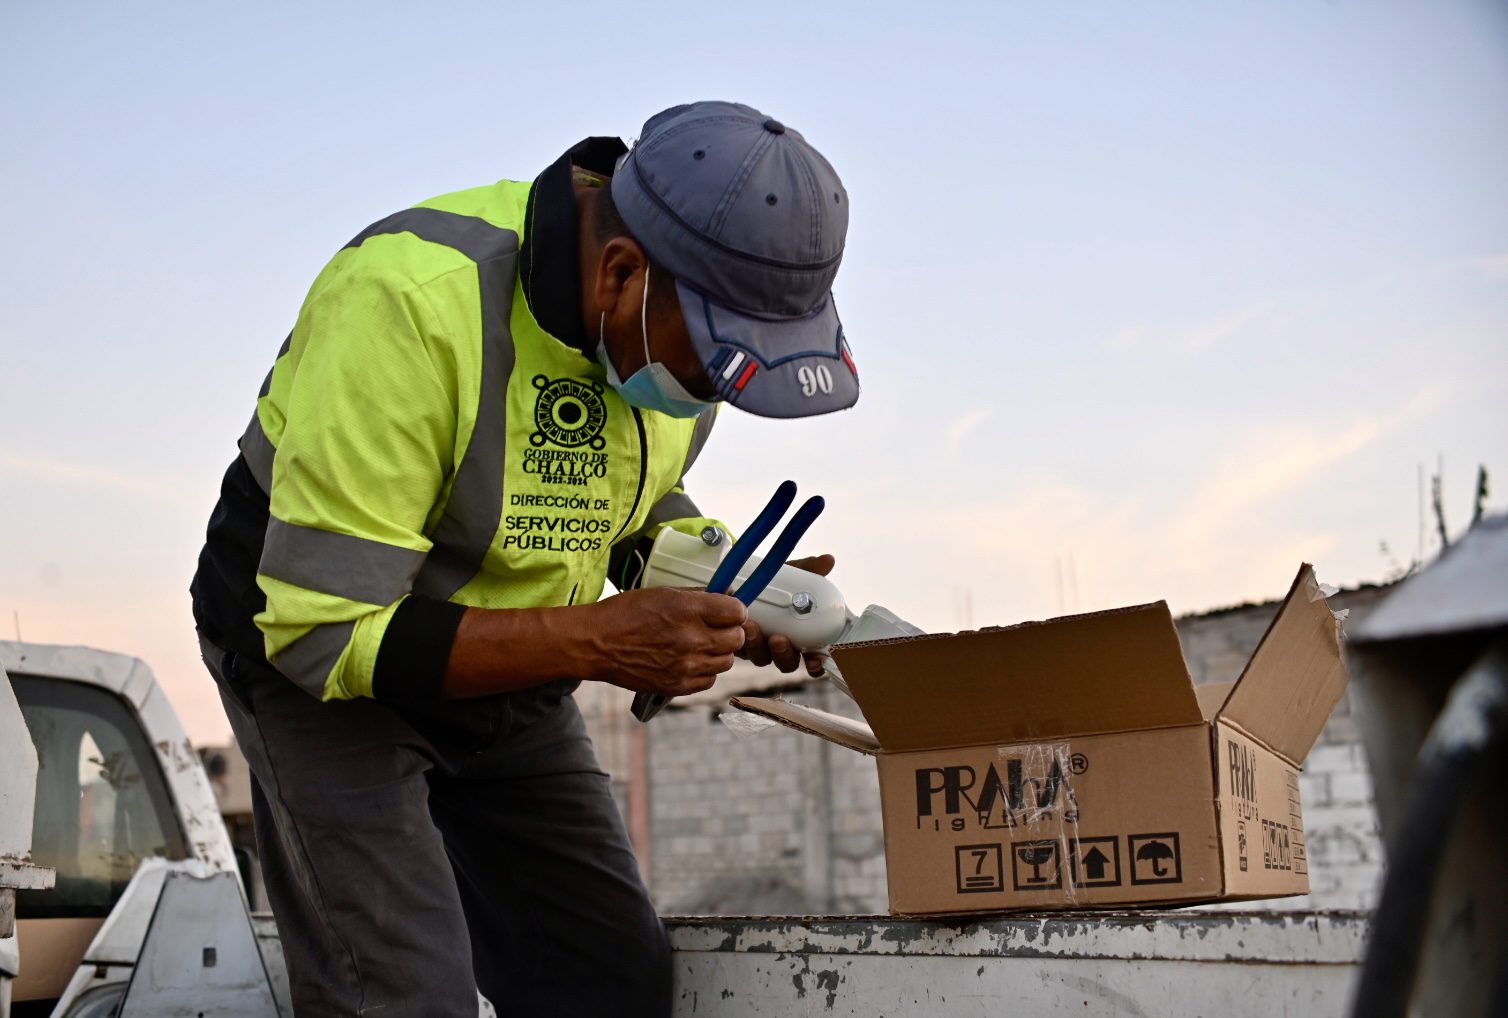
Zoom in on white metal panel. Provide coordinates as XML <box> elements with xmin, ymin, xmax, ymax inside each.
<box><xmin>47</xmin><ymin>858</ymin><xmax>215</xmax><ymax>1015</ymax></box>
<box><xmin>0</xmin><ymin>929</ymin><xmax>16</xmax><ymax>978</ymax></box>
<box><xmin>118</xmin><ymin>872</ymin><xmax>279</xmax><ymax>1017</ymax></box>
<box><xmin>0</xmin><ymin>641</ymin><xmax>145</xmax><ymax>704</ymax></box>
<box><xmin>668</xmin><ymin>911</ymin><xmax>1368</xmax><ymax>963</ymax></box>
<box><xmin>673</xmin><ymin>951</ymin><xmax>1357</xmax><ymax>1017</ymax></box>
<box><xmin>85</xmin><ymin>859</ymin><xmax>215</xmax><ymax>966</ymax></box>
<box><xmin>667</xmin><ymin>912</ymin><xmax>1367</xmax><ymax>1017</ymax></box>
<box><xmin>135</xmin><ymin>680</ymin><xmax>240</xmax><ymax>876</ymax></box>
<box><xmin>0</xmin><ymin>666</ymin><xmax>48</xmax><ymax>878</ymax></box>
<box><xmin>1</xmin><ymin>663</ymin><xmax>55</xmax><ymax>954</ymax></box>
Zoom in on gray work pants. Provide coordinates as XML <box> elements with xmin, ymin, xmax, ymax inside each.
<box><xmin>199</xmin><ymin>636</ymin><xmax>670</xmax><ymax>1018</ymax></box>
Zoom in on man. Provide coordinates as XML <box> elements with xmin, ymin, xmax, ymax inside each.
<box><xmin>190</xmin><ymin>101</ymin><xmax>858</xmax><ymax>1017</ymax></box>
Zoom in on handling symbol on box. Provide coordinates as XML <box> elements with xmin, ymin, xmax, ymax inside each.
<box><xmin>954</xmin><ymin>843</ymin><xmax>1004</xmax><ymax>894</ymax></box>
<box><xmin>1010</xmin><ymin>839</ymin><xmax>1063</xmax><ymax>891</ymax></box>
<box><xmin>1069</xmin><ymin>836</ymin><xmax>1122</xmax><ymax>888</ymax></box>
<box><xmin>1129</xmin><ymin>833</ymin><xmax>1183</xmax><ymax>885</ymax></box>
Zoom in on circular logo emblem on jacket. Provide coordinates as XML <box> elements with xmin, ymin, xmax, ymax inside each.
<box><xmin>531</xmin><ymin>375</ymin><xmax>608</xmax><ymax>450</ymax></box>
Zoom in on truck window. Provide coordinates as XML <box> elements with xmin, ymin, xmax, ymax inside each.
<box><xmin>10</xmin><ymin>675</ymin><xmax>189</xmax><ymax>919</ymax></box>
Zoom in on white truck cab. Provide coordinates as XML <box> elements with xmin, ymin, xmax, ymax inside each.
<box><xmin>0</xmin><ymin>641</ymin><xmax>238</xmax><ymax>1016</ymax></box>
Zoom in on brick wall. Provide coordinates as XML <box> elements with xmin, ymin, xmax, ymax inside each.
<box><xmin>577</xmin><ymin>586</ymin><xmax>1391</xmax><ymax>915</ymax></box>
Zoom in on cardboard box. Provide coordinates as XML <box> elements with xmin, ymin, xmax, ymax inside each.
<box><xmin>731</xmin><ymin>564</ymin><xmax>1349</xmax><ymax>916</ymax></box>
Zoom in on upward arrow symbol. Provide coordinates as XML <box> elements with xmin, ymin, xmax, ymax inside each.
<box><xmin>1082</xmin><ymin>846</ymin><xmax>1109</xmax><ymax>880</ymax></box>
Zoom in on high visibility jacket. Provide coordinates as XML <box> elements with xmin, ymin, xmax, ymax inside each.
<box><xmin>237</xmin><ymin>180</ymin><xmax>721</xmax><ymax>701</ymax></box>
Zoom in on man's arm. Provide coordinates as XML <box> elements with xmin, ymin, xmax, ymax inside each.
<box><xmin>257</xmin><ymin>258</ymin><xmax>751</xmax><ymax>703</ymax></box>
<box><xmin>253</xmin><ymin>266</ymin><xmax>463</xmax><ymax>702</ymax></box>
<box><xmin>442</xmin><ymin>588</ymin><xmax>748</xmax><ymax>699</ymax></box>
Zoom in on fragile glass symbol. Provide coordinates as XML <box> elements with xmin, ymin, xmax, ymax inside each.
<box><xmin>1017</xmin><ymin>845</ymin><xmax>1055</xmax><ymax>882</ymax></box>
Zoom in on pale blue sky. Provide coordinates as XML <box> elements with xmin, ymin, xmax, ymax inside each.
<box><xmin>3</xmin><ymin>0</ymin><xmax>1505</xmax><ymax>741</ymax></box>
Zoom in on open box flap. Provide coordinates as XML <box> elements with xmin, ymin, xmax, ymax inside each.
<box><xmin>728</xmin><ymin>696</ymin><xmax>882</xmax><ymax>754</ymax></box>
<box><xmin>830</xmin><ymin>602</ymin><xmax>1204</xmax><ymax>752</ymax></box>
<box><xmin>1216</xmin><ymin>563</ymin><xmax>1349</xmax><ymax>765</ymax></box>
<box><xmin>1196</xmin><ymin>681</ymin><xmax>1236</xmax><ymax>720</ymax></box>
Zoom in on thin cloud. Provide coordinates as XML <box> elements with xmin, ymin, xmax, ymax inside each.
<box><xmin>1101</xmin><ymin>300</ymin><xmax>1276</xmax><ymax>355</ymax></box>
<box><xmin>944</xmin><ymin>408</ymin><xmax>994</xmax><ymax>454</ymax></box>
<box><xmin>0</xmin><ymin>445</ymin><xmax>186</xmax><ymax>506</ymax></box>
<box><xmin>1454</xmin><ymin>253</ymin><xmax>1508</xmax><ymax>280</ymax></box>
<box><xmin>1166</xmin><ymin>384</ymin><xmax>1446</xmax><ymax>556</ymax></box>
<box><xmin>880</xmin><ymin>382</ymin><xmax>1451</xmax><ymax>628</ymax></box>
<box><xmin>1178</xmin><ymin>301</ymin><xmax>1276</xmax><ymax>352</ymax></box>
<box><xmin>1103</xmin><ymin>325</ymin><xmax>1151</xmax><ymax>353</ymax></box>
<box><xmin>1099</xmin><ymin>249</ymin><xmax>1508</xmax><ymax>360</ymax></box>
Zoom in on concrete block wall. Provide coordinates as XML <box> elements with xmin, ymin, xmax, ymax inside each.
<box><xmin>645</xmin><ymin>705</ymin><xmax>809</xmax><ymax>914</ymax></box>
<box><xmin>1295</xmin><ymin>743</ymin><xmax>1384</xmax><ymax>907</ymax></box>
<box><xmin>816</xmin><ymin>687</ymin><xmax>888</xmax><ymax>913</ymax></box>
<box><xmin>578</xmin><ymin>586</ymin><xmax>1392</xmax><ymax>916</ymax></box>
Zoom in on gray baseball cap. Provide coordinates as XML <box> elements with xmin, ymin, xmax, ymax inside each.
<box><xmin>612</xmin><ymin>101</ymin><xmax>859</xmax><ymax>419</ymax></box>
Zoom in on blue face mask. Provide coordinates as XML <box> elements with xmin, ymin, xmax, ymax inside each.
<box><xmin>597</xmin><ymin>266</ymin><xmax>714</xmax><ymax>419</ymax></box>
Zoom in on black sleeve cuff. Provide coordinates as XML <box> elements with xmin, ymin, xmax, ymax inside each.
<box><xmin>372</xmin><ymin>596</ymin><xmax>467</xmax><ymax>704</ymax></box>
<box><xmin>608</xmin><ymin>535</ymin><xmax>655</xmax><ymax>592</ymax></box>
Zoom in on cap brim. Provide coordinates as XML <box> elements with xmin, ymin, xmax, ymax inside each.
<box><xmin>676</xmin><ymin>281</ymin><xmax>860</xmax><ymax>419</ymax></box>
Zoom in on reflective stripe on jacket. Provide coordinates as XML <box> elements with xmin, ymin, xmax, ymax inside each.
<box><xmin>239</xmin><ymin>180</ymin><xmax>721</xmax><ymax>700</ymax></box>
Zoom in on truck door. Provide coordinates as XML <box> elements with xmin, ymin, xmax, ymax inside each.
<box><xmin>8</xmin><ymin>676</ymin><xmax>189</xmax><ymax>1008</ymax></box>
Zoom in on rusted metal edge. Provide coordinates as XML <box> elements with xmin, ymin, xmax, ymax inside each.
<box><xmin>0</xmin><ymin>856</ymin><xmax>56</xmax><ymax>891</ymax></box>
<box><xmin>664</xmin><ymin>911</ymin><xmax>1370</xmax><ymax>965</ymax></box>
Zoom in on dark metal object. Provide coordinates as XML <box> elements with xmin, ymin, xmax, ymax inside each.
<box><xmin>1347</xmin><ymin>515</ymin><xmax>1508</xmax><ymax>1018</ymax></box>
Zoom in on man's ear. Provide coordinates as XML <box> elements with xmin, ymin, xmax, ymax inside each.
<box><xmin>593</xmin><ymin>237</ymin><xmax>648</xmax><ymax>319</ymax></box>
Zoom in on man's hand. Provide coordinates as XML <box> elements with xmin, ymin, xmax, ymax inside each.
<box><xmin>739</xmin><ymin>554</ymin><xmax>835</xmax><ymax>678</ymax></box>
<box><xmin>582</xmin><ymin>587</ymin><xmax>748</xmax><ymax>697</ymax></box>
<box><xmin>442</xmin><ymin>560</ymin><xmax>830</xmax><ymax>702</ymax></box>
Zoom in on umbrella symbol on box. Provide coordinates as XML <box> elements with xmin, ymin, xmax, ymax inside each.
<box><xmin>1136</xmin><ymin>841</ymin><xmax>1175</xmax><ymax>877</ymax></box>
<box><xmin>1128</xmin><ymin>833</ymin><xmax>1183</xmax><ymax>885</ymax></box>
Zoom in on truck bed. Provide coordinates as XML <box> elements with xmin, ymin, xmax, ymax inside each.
<box><xmin>253</xmin><ymin>909</ymin><xmax>1367</xmax><ymax>1016</ymax></box>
